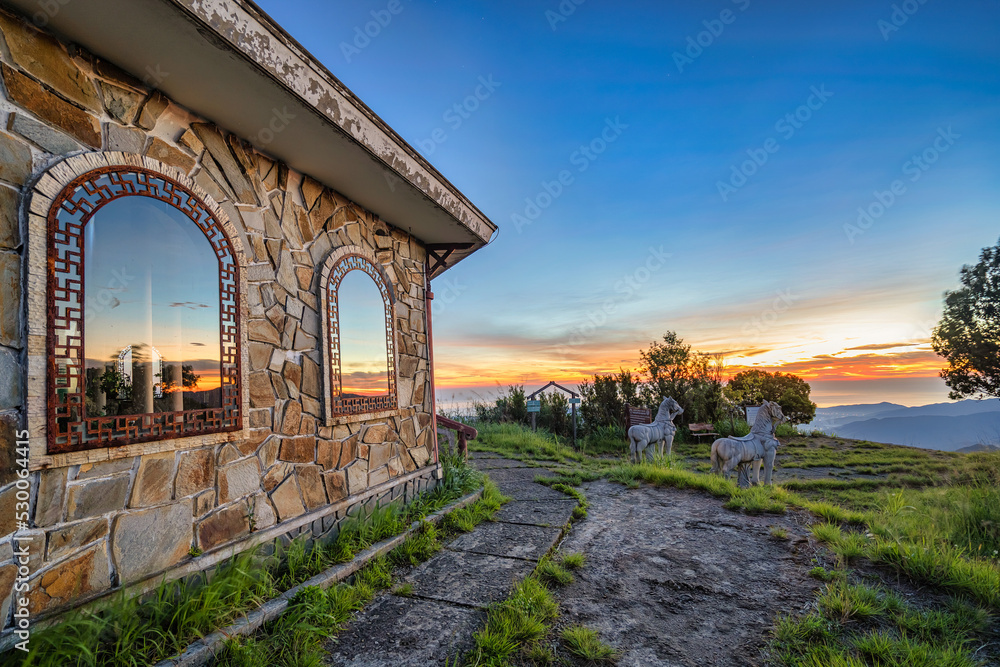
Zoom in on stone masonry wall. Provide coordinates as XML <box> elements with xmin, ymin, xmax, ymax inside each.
<box><xmin>0</xmin><ymin>7</ymin><xmax>438</xmax><ymax>628</ymax></box>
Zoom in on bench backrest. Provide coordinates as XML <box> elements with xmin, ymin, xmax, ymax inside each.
<box><xmin>688</xmin><ymin>423</ymin><xmax>715</xmax><ymax>432</ymax></box>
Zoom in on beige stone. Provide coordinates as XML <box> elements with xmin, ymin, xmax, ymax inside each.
<box><xmin>238</xmin><ymin>429</ymin><xmax>270</xmax><ymax>457</ymax></box>
<box><xmin>217</xmin><ymin>444</ymin><xmax>240</xmax><ymax>467</ymax></box>
<box><xmin>301</xmin><ymin>356</ymin><xmax>321</xmax><ymax>398</ymax></box>
<box><xmin>0</xmin><ymin>251</ymin><xmax>20</xmax><ymax>348</ymax></box>
<box><xmin>179</xmin><ymin>127</ymin><xmax>204</xmax><ymax>154</ymax></box>
<box><xmin>0</xmin><ymin>185</ymin><xmax>18</xmax><ymax>251</ymax></box>
<box><xmin>258</xmin><ymin>435</ymin><xmax>280</xmax><ymax>469</ymax></box>
<box><xmin>33</xmin><ymin>467</ymin><xmax>67</xmax><ymax>527</ymax></box>
<box><xmin>399</xmin><ymin>419</ymin><xmax>417</xmax><ymax>448</ymax></box>
<box><xmin>66</xmin><ymin>475</ymin><xmax>130</xmax><ymax>521</ymax></box>
<box><xmin>271</xmin><ymin>373</ymin><xmax>289</xmax><ymax>401</ymax></box>
<box><xmin>76</xmin><ymin>458</ymin><xmax>134</xmax><ymax>480</ymax></box>
<box><xmin>191</xmin><ymin>124</ymin><xmax>260</xmax><ymax>205</ymax></box>
<box><xmin>0</xmin><ymin>562</ymin><xmax>15</xmax><ymax>622</ymax></box>
<box><xmin>248</xmin><ymin>319</ymin><xmax>281</xmax><ymax>346</ymax></box>
<box><xmin>387</xmin><ymin>457</ymin><xmax>403</xmax><ymax>477</ymax></box>
<box><xmin>282</xmin><ymin>361</ymin><xmax>302</xmax><ymax>393</ymax></box>
<box><xmin>1</xmin><ymin>65</ymin><xmax>100</xmax><ymax>147</ymax></box>
<box><xmin>27</xmin><ymin>542</ymin><xmax>111</xmax><ymax>616</ymax></box>
<box><xmin>0</xmin><ymin>485</ymin><xmax>17</xmax><ymax>536</ymax></box>
<box><xmin>409</xmin><ymin>446</ymin><xmax>431</xmax><ymax>468</ymax></box>
<box><xmin>269</xmin><ymin>475</ymin><xmax>305</xmax><ymax>522</ymax></box>
<box><xmin>262</xmin><ymin>461</ymin><xmax>292</xmax><ymax>493</ymax></box>
<box><xmin>248</xmin><ymin>493</ymin><xmax>277</xmax><ymax>531</ymax></box>
<box><xmin>174</xmin><ymin>448</ymin><xmax>214</xmax><ymax>498</ymax></box>
<box><xmin>368</xmin><ymin>442</ymin><xmax>392</xmax><ymax>470</ymax></box>
<box><xmin>193</xmin><ymin>489</ymin><xmax>215</xmax><ymax>517</ymax></box>
<box><xmin>0</xmin><ymin>12</ymin><xmax>102</xmax><ymax>111</ymax></box>
<box><xmin>339</xmin><ymin>434</ymin><xmax>358</xmax><ymax>469</ymax></box>
<box><xmin>299</xmin><ymin>414</ymin><xmax>316</xmax><ymax>435</ymax></box>
<box><xmin>345</xmin><ymin>461</ymin><xmax>367</xmax><ymax>495</ymax></box>
<box><xmin>111</xmin><ymin>501</ymin><xmax>192</xmax><ymax>584</ymax></box>
<box><xmin>368</xmin><ymin>466</ymin><xmax>390</xmax><ymax>487</ymax></box>
<box><xmin>249</xmin><ymin>409</ymin><xmax>271</xmax><ymax>428</ymax></box>
<box><xmin>217</xmin><ymin>457</ymin><xmax>261</xmax><ymax>504</ymax></box>
<box><xmin>129</xmin><ymin>452</ymin><xmax>175</xmax><ymax>508</ymax></box>
<box><xmin>280</xmin><ymin>401</ymin><xmax>302</xmax><ymax>435</ymax></box>
<box><xmin>198</xmin><ymin>503</ymin><xmax>249</xmax><ymax>551</ymax></box>
<box><xmin>399</xmin><ymin>447</ymin><xmax>416</xmax><ymax>473</ymax></box>
<box><xmin>136</xmin><ymin>90</ymin><xmax>169</xmax><ymax>130</ymax></box>
<box><xmin>317</xmin><ymin>439</ymin><xmax>342</xmax><ymax>471</ymax></box>
<box><xmin>323</xmin><ymin>469</ymin><xmax>348</xmax><ymax>503</ymax></box>
<box><xmin>279</xmin><ymin>435</ymin><xmax>315</xmax><ymax>463</ymax></box>
<box><xmin>302</xmin><ymin>395</ymin><xmax>322</xmax><ymax>419</ymax></box>
<box><xmin>98</xmin><ymin>80</ymin><xmax>143</xmax><ymax>124</ymax></box>
<box><xmin>0</xmin><ymin>347</ymin><xmax>20</xmax><ymax>414</ymax></box>
<box><xmin>248</xmin><ymin>371</ymin><xmax>276</xmax><ymax>408</ymax></box>
<box><xmin>146</xmin><ymin>137</ymin><xmax>196</xmax><ymax>174</ymax></box>
<box><xmin>296</xmin><ymin>465</ymin><xmax>327</xmax><ymax>510</ymax></box>
<box><xmin>249</xmin><ymin>342</ymin><xmax>272</xmax><ymax>371</ymax></box>
<box><xmin>362</xmin><ymin>423</ymin><xmax>396</xmax><ymax>444</ymax></box>
<box><xmin>0</xmin><ymin>413</ymin><xmax>19</xmax><ymax>486</ymax></box>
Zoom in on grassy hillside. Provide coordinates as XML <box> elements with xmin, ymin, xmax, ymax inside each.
<box><xmin>469</xmin><ymin>423</ymin><xmax>1000</xmax><ymax>666</ymax></box>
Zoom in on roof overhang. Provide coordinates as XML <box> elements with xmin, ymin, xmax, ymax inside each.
<box><xmin>3</xmin><ymin>0</ymin><xmax>496</xmax><ymax>275</ymax></box>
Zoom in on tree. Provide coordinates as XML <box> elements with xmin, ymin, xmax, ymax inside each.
<box><xmin>727</xmin><ymin>369</ymin><xmax>817</xmax><ymax>424</ymax></box>
<box><xmin>578</xmin><ymin>368</ymin><xmax>640</xmax><ymax>431</ymax></box>
<box><xmin>638</xmin><ymin>331</ymin><xmax>725</xmax><ymax>423</ymax></box>
<box><xmin>932</xmin><ymin>238</ymin><xmax>1000</xmax><ymax>400</ymax></box>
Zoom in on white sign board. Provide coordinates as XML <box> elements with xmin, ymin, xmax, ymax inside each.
<box><xmin>745</xmin><ymin>406</ymin><xmax>760</xmax><ymax>426</ymax></box>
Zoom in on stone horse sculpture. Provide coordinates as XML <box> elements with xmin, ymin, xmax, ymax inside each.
<box><xmin>628</xmin><ymin>397</ymin><xmax>684</xmax><ymax>463</ymax></box>
<box><xmin>710</xmin><ymin>400</ymin><xmax>786</xmax><ymax>487</ymax></box>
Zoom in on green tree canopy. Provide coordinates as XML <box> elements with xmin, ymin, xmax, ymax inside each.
<box><xmin>727</xmin><ymin>369</ymin><xmax>817</xmax><ymax>424</ymax></box>
<box><xmin>932</xmin><ymin>237</ymin><xmax>1000</xmax><ymax>400</ymax></box>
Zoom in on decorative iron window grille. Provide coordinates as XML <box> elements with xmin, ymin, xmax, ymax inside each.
<box><xmin>46</xmin><ymin>166</ymin><xmax>241</xmax><ymax>454</ymax></box>
<box><xmin>327</xmin><ymin>254</ymin><xmax>397</xmax><ymax>415</ymax></box>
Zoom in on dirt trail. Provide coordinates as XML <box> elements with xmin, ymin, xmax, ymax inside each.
<box><xmin>554</xmin><ymin>480</ymin><xmax>820</xmax><ymax>666</ymax></box>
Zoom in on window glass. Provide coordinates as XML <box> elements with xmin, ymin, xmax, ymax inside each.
<box><xmin>337</xmin><ymin>269</ymin><xmax>390</xmax><ymax>398</ymax></box>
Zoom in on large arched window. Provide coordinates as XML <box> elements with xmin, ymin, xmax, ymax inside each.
<box><xmin>47</xmin><ymin>167</ymin><xmax>241</xmax><ymax>453</ymax></box>
<box><xmin>325</xmin><ymin>253</ymin><xmax>397</xmax><ymax>416</ymax></box>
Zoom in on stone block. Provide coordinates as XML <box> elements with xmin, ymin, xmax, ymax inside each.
<box><xmin>296</xmin><ymin>465</ymin><xmax>327</xmax><ymax>511</ymax></box>
<box><xmin>193</xmin><ymin>489</ymin><xmax>215</xmax><ymax>517</ymax></box>
<box><xmin>106</xmin><ymin>123</ymin><xmax>145</xmax><ymax>152</ymax></box>
<box><xmin>111</xmin><ymin>501</ymin><xmax>192</xmax><ymax>584</ymax></box>
<box><xmin>368</xmin><ymin>465</ymin><xmax>390</xmax><ymax>487</ymax></box>
<box><xmin>0</xmin><ymin>346</ymin><xmax>20</xmax><ymax>410</ymax></box>
<box><xmin>282</xmin><ymin>361</ymin><xmax>302</xmax><ymax>393</ymax></box>
<box><xmin>339</xmin><ymin>434</ymin><xmax>358</xmax><ymax>469</ymax></box>
<box><xmin>0</xmin><ymin>251</ymin><xmax>21</xmax><ymax>348</ymax></box>
<box><xmin>0</xmin><ymin>413</ymin><xmax>20</xmax><ymax>486</ymax></box>
<box><xmin>0</xmin><ymin>184</ymin><xmax>18</xmax><ymax>252</ymax></box>
<box><xmin>387</xmin><ymin>456</ymin><xmax>404</xmax><ymax>477</ymax></box>
<box><xmin>217</xmin><ymin>457</ymin><xmax>261</xmax><ymax>504</ymax></box>
<box><xmin>26</xmin><ymin>542</ymin><xmax>111</xmax><ymax>616</ymax></box>
<box><xmin>323</xmin><ymin>469</ymin><xmax>348</xmax><ymax>503</ymax></box>
<box><xmin>317</xmin><ymin>439</ymin><xmax>342</xmax><ymax>470</ymax></box>
<box><xmin>362</xmin><ymin>423</ymin><xmax>395</xmax><ymax>444</ymax></box>
<box><xmin>238</xmin><ymin>429</ymin><xmax>270</xmax><ymax>457</ymax></box>
<box><xmin>216</xmin><ymin>444</ymin><xmax>240</xmax><ymax>466</ymax></box>
<box><xmin>279</xmin><ymin>435</ymin><xmax>315</xmax><ymax>463</ymax></box>
<box><xmin>174</xmin><ymin>448</ymin><xmax>214</xmax><ymax>498</ymax></box>
<box><xmin>248</xmin><ymin>319</ymin><xmax>281</xmax><ymax>345</ymax></box>
<box><xmin>280</xmin><ymin>401</ymin><xmax>302</xmax><ymax>436</ymax></box>
<box><xmin>248</xmin><ymin>371</ymin><xmax>276</xmax><ymax>408</ymax></box>
<box><xmin>409</xmin><ymin>446</ymin><xmax>431</xmax><ymax>469</ymax></box>
<box><xmin>0</xmin><ymin>562</ymin><xmax>15</xmax><ymax>624</ymax></box>
<box><xmin>262</xmin><ymin>461</ymin><xmax>292</xmax><ymax>492</ymax></box>
<box><xmin>98</xmin><ymin>81</ymin><xmax>143</xmax><ymax>124</ymax></box>
<box><xmin>1</xmin><ymin>65</ymin><xmax>100</xmax><ymax>147</ymax></box>
<box><xmin>249</xmin><ymin>409</ymin><xmax>271</xmax><ymax>428</ymax></box>
<box><xmin>136</xmin><ymin>90</ymin><xmax>169</xmax><ymax>130</ymax></box>
<box><xmin>258</xmin><ymin>435</ymin><xmax>280</xmax><ymax>469</ymax></box>
<box><xmin>345</xmin><ymin>461</ymin><xmax>367</xmax><ymax>495</ymax></box>
<box><xmin>66</xmin><ymin>475</ymin><xmax>130</xmax><ymax>521</ymax></box>
<box><xmin>0</xmin><ymin>12</ymin><xmax>102</xmax><ymax>111</ymax></box>
<box><xmin>249</xmin><ymin>342</ymin><xmax>272</xmax><ymax>371</ymax></box>
<box><xmin>0</xmin><ymin>485</ymin><xmax>17</xmax><ymax>536</ymax></box>
<box><xmin>368</xmin><ymin>442</ymin><xmax>392</xmax><ymax>470</ymax></box>
<box><xmin>191</xmin><ymin>124</ymin><xmax>259</xmax><ymax>205</ymax></box>
<box><xmin>129</xmin><ymin>452</ymin><xmax>174</xmax><ymax>508</ymax></box>
<box><xmin>76</xmin><ymin>458</ymin><xmax>134</xmax><ymax>480</ymax></box>
<box><xmin>399</xmin><ymin>419</ymin><xmax>417</xmax><ymax>448</ymax></box>
<box><xmin>198</xmin><ymin>502</ymin><xmax>249</xmax><ymax>551</ymax></box>
<box><xmin>146</xmin><ymin>137</ymin><xmax>195</xmax><ymax>174</ymax></box>
<box><xmin>33</xmin><ymin>467</ymin><xmax>67</xmax><ymax>527</ymax></box>
<box><xmin>249</xmin><ymin>493</ymin><xmax>277</xmax><ymax>531</ymax></box>
<box><xmin>269</xmin><ymin>475</ymin><xmax>305</xmax><ymax>522</ymax></box>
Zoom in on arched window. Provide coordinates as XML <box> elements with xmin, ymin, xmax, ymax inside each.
<box><xmin>47</xmin><ymin>167</ymin><xmax>241</xmax><ymax>453</ymax></box>
<box><xmin>325</xmin><ymin>253</ymin><xmax>397</xmax><ymax>416</ymax></box>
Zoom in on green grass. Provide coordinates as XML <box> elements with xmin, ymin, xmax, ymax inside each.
<box><xmin>535</xmin><ymin>558</ymin><xmax>574</xmax><ymax>587</ymax></box>
<box><xmin>560</xmin><ymin>625</ymin><xmax>619</xmax><ymax>664</ymax></box>
<box><xmin>466</xmin><ymin>576</ymin><xmax>560</xmax><ymax>666</ymax></box>
<box><xmin>561</xmin><ymin>552</ymin><xmax>586</xmax><ymax>570</ymax></box>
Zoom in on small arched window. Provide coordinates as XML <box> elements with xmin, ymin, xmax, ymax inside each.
<box><xmin>325</xmin><ymin>254</ymin><xmax>397</xmax><ymax>416</ymax></box>
<box><xmin>47</xmin><ymin>167</ymin><xmax>241</xmax><ymax>453</ymax></box>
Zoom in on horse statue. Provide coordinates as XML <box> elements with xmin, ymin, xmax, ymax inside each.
<box><xmin>710</xmin><ymin>400</ymin><xmax>786</xmax><ymax>487</ymax></box>
<box><xmin>628</xmin><ymin>397</ymin><xmax>684</xmax><ymax>463</ymax></box>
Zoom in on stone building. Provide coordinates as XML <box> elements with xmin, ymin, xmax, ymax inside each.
<box><xmin>0</xmin><ymin>0</ymin><xmax>495</xmax><ymax>638</ymax></box>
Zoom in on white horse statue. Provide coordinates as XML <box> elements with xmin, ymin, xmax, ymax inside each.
<box><xmin>628</xmin><ymin>397</ymin><xmax>684</xmax><ymax>463</ymax></box>
<box><xmin>710</xmin><ymin>400</ymin><xmax>786</xmax><ymax>487</ymax></box>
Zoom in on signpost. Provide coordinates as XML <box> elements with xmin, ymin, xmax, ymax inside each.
<box><xmin>527</xmin><ymin>382</ymin><xmax>580</xmax><ymax>447</ymax></box>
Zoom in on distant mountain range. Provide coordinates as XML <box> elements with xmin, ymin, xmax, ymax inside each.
<box><xmin>804</xmin><ymin>399</ymin><xmax>1000</xmax><ymax>452</ymax></box>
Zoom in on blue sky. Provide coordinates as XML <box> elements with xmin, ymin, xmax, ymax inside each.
<box><xmin>256</xmin><ymin>0</ymin><xmax>1000</xmax><ymax>406</ymax></box>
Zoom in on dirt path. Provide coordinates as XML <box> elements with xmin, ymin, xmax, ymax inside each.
<box><xmin>553</xmin><ymin>480</ymin><xmax>820</xmax><ymax>666</ymax></box>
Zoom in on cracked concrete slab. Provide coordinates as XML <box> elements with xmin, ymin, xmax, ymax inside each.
<box><xmin>325</xmin><ymin>594</ymin><xmax>483</xmax><ymax>666</ymax></box>
<box><xmin>492</xmin><ymin>499</ymin><xmax>578</xmax><ymax>527</ymax></box>
<box><xmin>491</xmin><ymin>481</ymin><xmax>574</xmax><ymax>502</ymax></box>
<box><xmin>403</xmin><ymin>550</ymin><xmax>535</xmax><ymax>608</ymax></box>
<box><xmin>448</xmin><ymin>521</ymin><xmax>563</xmax><ymax>560</ymax></box>
<box><xmin>471</xmin><ymin>459</ymin><xmax>539</xmax><ymax>470</ymax></box>
<box><xmin>477</xmin><ymin>467</ymin><xmax>555</xmax><ymax>483</ymax></box>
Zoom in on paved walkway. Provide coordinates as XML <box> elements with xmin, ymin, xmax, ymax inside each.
<box><xmin>325</xmin><ymin>453</ymin><xmax>576</xmax><ymax>666</ymax></box>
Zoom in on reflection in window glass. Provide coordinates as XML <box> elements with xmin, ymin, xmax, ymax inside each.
<box><xmin>338</xmin><ymin>269</ymin><xmax>390</xmax><ymax>397</ymax></box>
<box><xmin>83</xmin><ymin>196</ymin><xmax>222</xmax><ymax>417</ymax></box>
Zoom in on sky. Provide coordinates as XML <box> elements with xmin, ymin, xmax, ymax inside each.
<box><xmin>254</xmin><ymin>0</ymin><xmax>1000</xmax><ymax>408</ymax></box>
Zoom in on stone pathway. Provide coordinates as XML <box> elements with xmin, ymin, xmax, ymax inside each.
<box><xmin>325</xmin><ymin>453</ymin><xmax>575</xmax><ymax>666</ymax></box>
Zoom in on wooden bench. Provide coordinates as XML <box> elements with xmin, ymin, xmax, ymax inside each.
<box><xmin>688</xmin><ymin>423</ymin><xmax>719</xmax><ymax>443</ymax></box>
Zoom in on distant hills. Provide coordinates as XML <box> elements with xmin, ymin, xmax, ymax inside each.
<box><xmin>804</xmin><ymin>399</ymin><xmax>1000</xmax><ymax>452</ymax></box>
